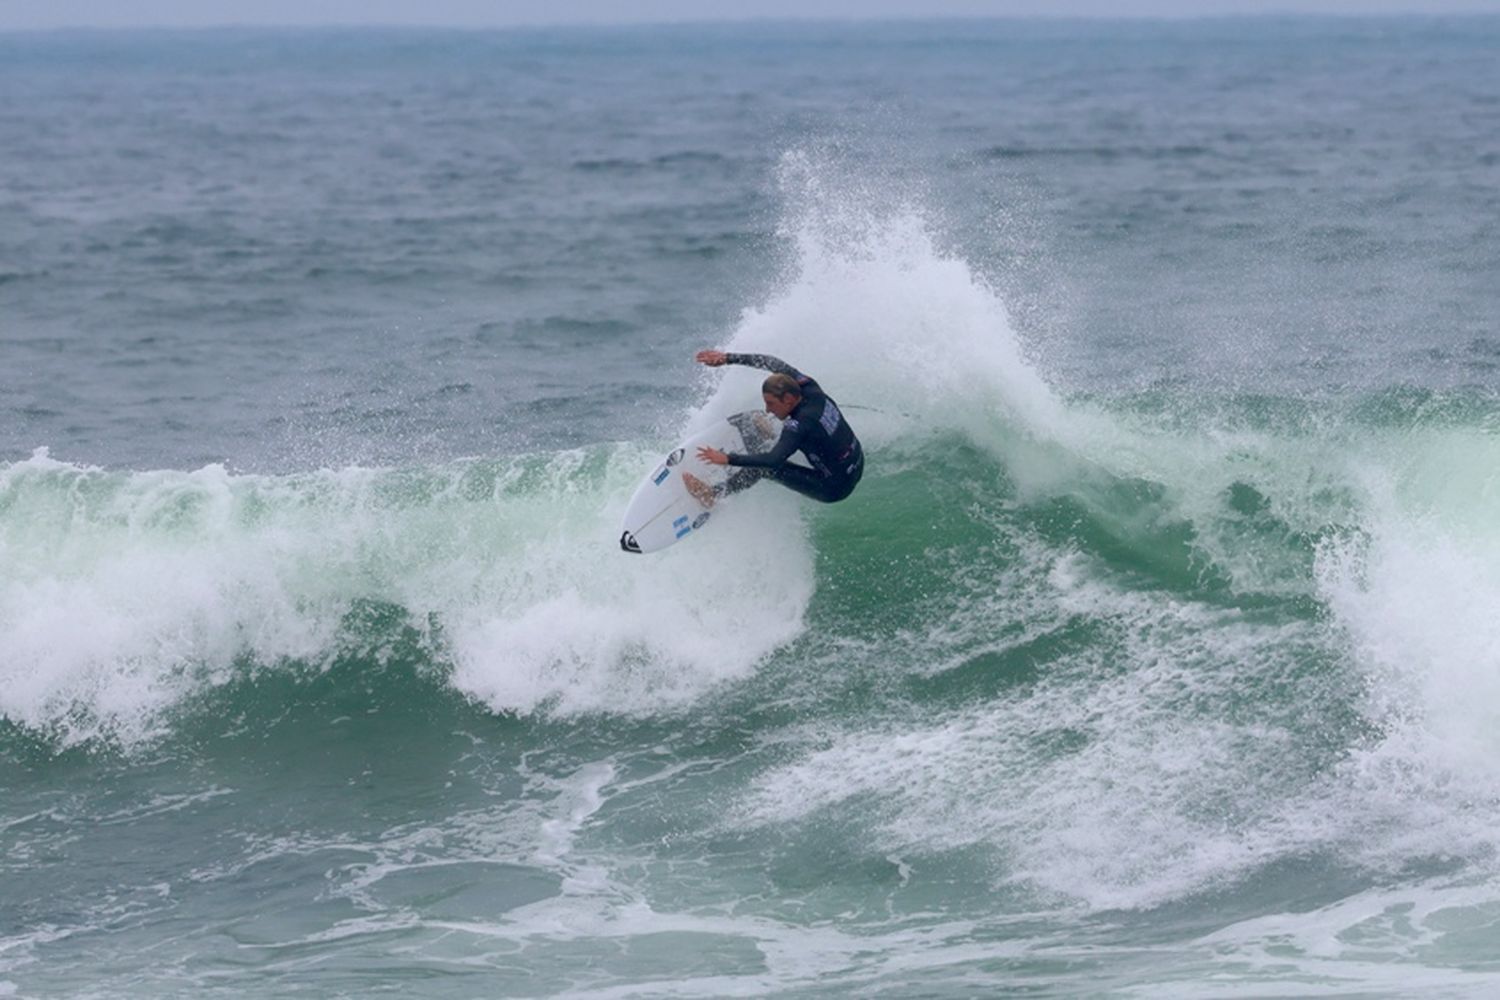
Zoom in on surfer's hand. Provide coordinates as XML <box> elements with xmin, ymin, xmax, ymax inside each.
<box><xmin>695</xmin><ymin>350</ymin><xmax>728</xmax><ymax>366</ymax></box>
<box><xmin>697</xmin><ymin>446</ymin><xmax>729</xmax><ymax>465</ymax></box>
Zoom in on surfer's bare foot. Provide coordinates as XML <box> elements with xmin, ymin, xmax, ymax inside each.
<box><xmin>681</xmin><ymin>471</ymin><xmax>717</xmax><ymax>509</ymax></box>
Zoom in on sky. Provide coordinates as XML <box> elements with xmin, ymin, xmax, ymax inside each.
<box><xmin>1</xmin><ymin>0</ymin><xmax>1498</xmax><ymax>31</ymax></box>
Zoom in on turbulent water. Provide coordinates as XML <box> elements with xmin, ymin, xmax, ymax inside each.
<box><xmin>4</xmin><ymin>18</ymin><xmax>1500</xmax><ymax>998</ymax></box>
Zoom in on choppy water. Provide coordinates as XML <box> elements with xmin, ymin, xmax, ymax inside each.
<box><xmin>4</xmin><ymin>18</ymin><xmax>1500</xmax><ymax>998</ymax></box>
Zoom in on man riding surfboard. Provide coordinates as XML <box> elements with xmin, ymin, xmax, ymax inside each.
<box><xmin>685</xmin><ymin>350</ymin><xmax>864</xmax><ymax>505</ymax></box>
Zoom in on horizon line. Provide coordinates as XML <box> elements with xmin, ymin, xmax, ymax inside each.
<box><xmin>3</xmin><ymin>9</ymin><xmax>1499</xmax><ymax>35</ymax></box>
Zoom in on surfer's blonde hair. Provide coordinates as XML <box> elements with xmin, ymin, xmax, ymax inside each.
<box><xmin>762</xmin><ymin>373</ymin><xmax>802</xmax><ymax>399</ymax></box>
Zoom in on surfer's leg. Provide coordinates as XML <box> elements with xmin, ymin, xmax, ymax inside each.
<box><xmin>765</xmin><ymin>465</ymin><xmax>844</xmax><ymax>503</ymax></box>
<box><xmin>694</xmin><ymin>464</ymin><xmax>857</xmax><ymax>506</ymax></box>
<box><xmin>720</xmin><ymin>467</ymin><xmax>765</xmax><ymax>497</ymax></box>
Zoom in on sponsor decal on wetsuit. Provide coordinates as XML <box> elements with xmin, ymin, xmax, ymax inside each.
<box><xmin>820</xmin><ymin>400</ymin><xmax>842</xmax><ymax>435</ymax></box>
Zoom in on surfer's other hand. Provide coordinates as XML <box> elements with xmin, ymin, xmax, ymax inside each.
<box><xmin>697</xmin><ymin>446</ymin><xmax>729</xmax><ymax>465</ymax></box>
<box><xmin>695</xmin><ymin>350</ymin><xmax>727</xmax><ymax>366</ymax></box>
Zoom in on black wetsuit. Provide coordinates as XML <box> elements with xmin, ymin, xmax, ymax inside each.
<box><xmin>721</xmin><ymin>354</ymin><xmax>864</xmax><ymax>504</ymax></box>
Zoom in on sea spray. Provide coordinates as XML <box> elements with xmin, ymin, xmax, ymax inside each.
<box><xmin>701</xmin><ymin>150</ymin><xmax>1065</xmax><ymax>452</ymax></box>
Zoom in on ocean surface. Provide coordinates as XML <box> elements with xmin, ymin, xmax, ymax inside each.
<box><xmin>3</xmin><ymin>17</ymin><xmax>1500</xmax><ymax>997</ymax></box>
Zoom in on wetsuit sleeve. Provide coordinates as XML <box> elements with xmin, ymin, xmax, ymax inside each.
<box><xmin>726</xmin><ymin>420</ymin><xmax>806</xmax><ymax>469</ymax></box>
<box><xmin>723</xmin><ymin>353</ymin><xmax>801</xmax><ymax>377</ymax></box>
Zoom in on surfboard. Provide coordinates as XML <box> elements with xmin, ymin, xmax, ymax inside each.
<box><xmin>619</xmin><ymin>411</ymin><xmax>781</xmax><ymax>554</ymax></box>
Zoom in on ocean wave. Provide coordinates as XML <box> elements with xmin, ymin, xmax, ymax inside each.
<box><xmin>6</xmin><ymin>193</ymin><xmax>1500</xmax><ymax>919</ymax></box>
<box><xmin>0</xmin><ymin>445</ymin><xmax>810</xmax><ymax>746</ymax></box>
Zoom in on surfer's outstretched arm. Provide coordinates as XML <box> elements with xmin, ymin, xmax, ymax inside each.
<box><xmin>725</xmin><ymin>422</ymin><xmax>806</xmax><ymax>469</ymax></box>
<box><xmin>725</xmin><ymin>353</ymin><xmax>800</xmax><ymax>377</ymax></box>
<box><xmin>695</xmin><ymin>350</ymin><xmax>800</xmax><ymax>377</ymax></box>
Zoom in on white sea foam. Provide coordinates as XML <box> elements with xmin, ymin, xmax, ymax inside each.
<box><xmin>0</xmin><ymin>451</ymin><xmax>343</xmax><ymax>744</ymax></box>
<box><xmin>1312</xmin><ymin>429</ymin><xmax>1500</xmax><ymax>867</ymax></box>
<box><xmin>0</xmin><ymin>443</ymin><xmax>813</xmax><ymax>741</ymax></box>
<box><xmin>742</xmin><ymin>543</ymin><xmax>1338</xmax><ymax>910</ymax></box>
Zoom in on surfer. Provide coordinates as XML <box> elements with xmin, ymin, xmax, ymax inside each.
<box><xmin>684</xmin><ymin>350</ymin><xmax>864</xmax><ymax>505</ymax></box>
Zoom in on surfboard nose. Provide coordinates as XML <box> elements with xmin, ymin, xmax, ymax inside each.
<box><xmin>619</xmin><ymin>531</ymin><xmax>642</xmax><ymax>554</ymax></box>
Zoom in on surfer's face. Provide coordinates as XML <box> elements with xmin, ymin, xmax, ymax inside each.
<box><xmin>763</xmin><ymin>391</ymin><xmax>800</xmax><ymax>419</ymax></box>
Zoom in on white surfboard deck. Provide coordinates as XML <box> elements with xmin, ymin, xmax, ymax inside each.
<box><xmin>619</xmin><ymin>411</ymin><xmax>781</xmax><ymax>554</ymax></box>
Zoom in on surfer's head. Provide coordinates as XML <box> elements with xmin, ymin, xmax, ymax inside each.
<box><xmin>761</xmin><ymin>374</ymin><xmax>802</xmax><ymax>418</ymax></box>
